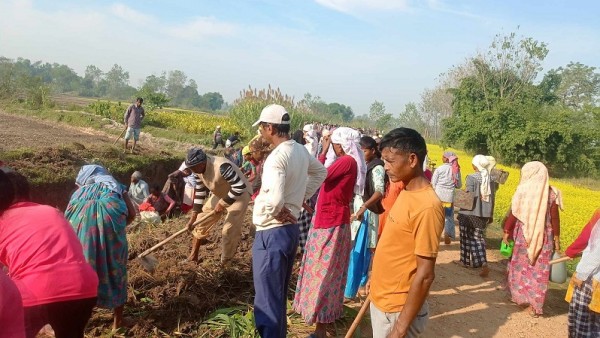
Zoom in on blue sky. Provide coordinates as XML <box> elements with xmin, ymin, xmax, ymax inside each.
<box><xmin>1</xmin><ymin>0</ymin><xmax>599</xmax><ymax>116</ymax></box>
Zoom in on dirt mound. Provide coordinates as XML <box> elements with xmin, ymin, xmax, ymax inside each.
<box><xmin>85</xmin><ymin>213</ymin><xmax>257</xmax><ymax>337</ymax></box>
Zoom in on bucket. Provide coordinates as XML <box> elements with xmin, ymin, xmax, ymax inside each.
<box><xmin>550</xmin><ymin>251</ymin><xmax>568</xmax><ymax>284</ymax></box>
<box><xmin>500</xmin><ymin>240</ymin><xmax>514</xmax><ymax>257</ymax></box>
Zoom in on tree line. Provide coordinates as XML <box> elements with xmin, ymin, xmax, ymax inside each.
<box><xmin>365</xmin><ymin>30</ymin><xmax>600</xmax><ymax>178</ymax></box>
<box><xmin>0</xmin><ymin>57</ymin><xmax>224</xmax><ymax>112</ymax></box>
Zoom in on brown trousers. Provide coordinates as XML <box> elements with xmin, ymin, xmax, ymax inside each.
<box><xmin>192</xmin><ymin>192</ymin><xmax>250</xmax><ymax>262</ymax></box>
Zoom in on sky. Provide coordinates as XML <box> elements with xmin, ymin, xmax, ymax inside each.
<box><xmin>1</xmin><ymin>0</ymin><xmax>599</xmax><ymax>116</ymax></box>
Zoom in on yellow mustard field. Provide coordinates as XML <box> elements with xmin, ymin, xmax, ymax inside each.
<box><xmin>148</xmin><ymin>110</ymin><xmax>242</xmax><ymax>135</ymax></box>
<box><xmin>427</xmin><ymin>144</ymin><xmax>599</xmax><ymax>249</ymax></box>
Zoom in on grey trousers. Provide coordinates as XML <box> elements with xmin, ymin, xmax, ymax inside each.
<box><xmin>370</xmin><ymin>301</ymin><xmax>429</xmax><ymax>338</ymax></box>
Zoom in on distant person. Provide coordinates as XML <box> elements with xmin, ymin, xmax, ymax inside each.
<box><xmin>128</xmin><ymin>171</ymin><xmax>149</xmax><ymax>212</ymax></box>
<box><xmin>292</xmin><ymin>130</ymin><xmax>306</xmax><ymax>145</ymax></box>
<box><xmin>456</xmin><ymin>155</ymin><xmax>499</xmax><ymax>277</ymax></box>
<box><xmin>503</xmin><ymin>161</ymin><xmax>562</xmax><ymax>317</ymax></box>
<box><xmin>123</xmin><ymin>97</ymin><xmax>145</xmax><ymax>153</ymax></box>
<box><xmin>431</xmin><ymin>151</ymin><xmax>462</xmax><ymax>244</ymax></box>
<box><xmin>167</xmin><ymin>162</ymin><xmax>197</xmax><ymax>214</ymax></box>
<box><xmin>1</xmin><ymin>170</ymin><xmax>99</xmax><ymax>338</ymax></box>
<box><xmin>184</xmin><ymin>147</ymin><xmax>252</xmax><ymax>265</ymax></box>
<box><xmin>213</xmin><ymin>126</ymin><xmax>225</xmax><ymax>149</ymax></box>
<box><xmin>251</xmin><ymin>104</ymin><xmax>327</xmax><ymax>338</ymax></box>
<box><xmin>248</xmin><ymin>136</ymin><xmax>272</xmax><ymax>200</ymax></box>
<box><xmin>378</xmin><ymin>180</ymin><xmax>404</xmax><ymax>237</ymax></box>
<box><xmin>367</xmin><ymin>128</ymin><xmax>444</xmax><ymax>338</ymax></box>
<box><xmin>226</xmin><ymin>131</ymin><xmax>241</xmax><ymax>149</ymax></box>
<box><xmin>303</xmin><ymin>124</ymin><xmax>318</xmax><ymax>157</ymax></box>
<box><xmin>65</xmin><ymin>165</ymin><xmax>136</xmax><ymax>331</ymax></box>
<box><xmin>564</xmin><ymin>208</ymin><xmax>600</xmax><ymax>337</ymax></box>
<box><xmin>144</xmin><ymin>184</ymin><xmax>176</xmax><ymax>221</ymax></box>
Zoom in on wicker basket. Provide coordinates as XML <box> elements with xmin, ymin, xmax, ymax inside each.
<box><xmin>454</xmin><ymin>189</ymin><xmax>475</xmax><ymax>210</ymax></box>
<box><xmin>490</xmin><ymin>169</ymin><xmax>509</xmax><ymax>184</ymax></box>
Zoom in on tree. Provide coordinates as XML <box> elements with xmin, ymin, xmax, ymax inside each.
<box><xmin>197</xmin><ymin>92</ymin><xmax>224</xmax><ymax>111</ymax></box>
<box><xmin>369</xmin><ymin>100</ymin><xmax>391</xmax><ymax>131</ymax></box>
<box><xmin>551</xmin><ymin>62</ymin><xmax>600</xmax><ymax>108</ymax></box>
<box><xmin>105</xmin><ymin>64</ymin><xmax>129</xmax><ymax>98</ymax></box>
<box><xmin>166</xmin><ymin>70</ymin><xmax>187</xmax><ymax>101</ymax></box>
<box><xmin>142</xmin><ymin>73</ymin><xmax>167</xmax><ymax>94</ymax></box>
<box><xmin>419</xmin><ymin>87</ymin><xmax>453</xmax><ymax>141</ymax></box>
<box><xmin>84</xmin><ymin>65</ymin><xmax>103</xmax><ymax>86</ymax></box>
<box><xmin>327</xmin><ymin>102</ymin><xmax>354</xmax><ymax>122</ymax></box>
<box><xmin>398</xmin><ymin>102</ymin><xmax>426</xmax><ymax>135</ymax></box>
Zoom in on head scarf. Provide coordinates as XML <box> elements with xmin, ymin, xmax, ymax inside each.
<box><xmin>444</xmin><ymin>151</ymin><xmax>461</xmax><ymax>187</ymax></box>
<box><xmin>76</xmin><ymin>165</ymin><xmax>122</xmax><ymax>194</ymax></box>
<box><xmin>242</xmin><ymin>146</ymin><xmax>252</xmax><ymax>156</ymax></box>
<box><xmin>131</xmin><ymin>171</ymin><xmax>142</xmax><ymax>180</ymax></box>
<box><xmin>331</xmin><ymin>127</ymin><xmax>367</xmax><ymax>195</ymax></box>
<box><xmin>485</xmin><ymin>156</ymin><xmax>497</xmax><ymax>171</ymax></box>
<box><xmin>185</xmin><ymin>147</ymin><xmax>207</xmax><ymax>167</ymax></box>
<box><xmin>511</xmin><ymin>161</ymin><xmax>554</xmax><ymax>264</ymax></box>
<box><xmin>472</xmin><ymin>155</ymin><xmax>491</xmax><ymax>202</ymax></box>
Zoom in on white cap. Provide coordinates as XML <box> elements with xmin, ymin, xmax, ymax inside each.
<box><xmin>252</xmin><ymin>104</ymin><xmax>291</xmax><ymax>127</ymax></box>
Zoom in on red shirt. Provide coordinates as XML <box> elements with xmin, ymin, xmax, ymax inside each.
<box><xmin>0</xmin><ymin>202</ymin><xmax>98</xmax><ymax>307</ymax></box>
<box><xmin>313</xmin><ymin>155</ymin><xmax>357</xmax><ymax>229</ymax></box>
<box><xmin>565</xmin><ymin>209</ymin><xmax>600</xmax><ymax>258</ymax></box>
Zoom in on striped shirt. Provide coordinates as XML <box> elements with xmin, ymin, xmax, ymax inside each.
<box><xmin>193</xmin><ymin>163</ymin><xmax>248</xmax><ymax>211</ymax></box>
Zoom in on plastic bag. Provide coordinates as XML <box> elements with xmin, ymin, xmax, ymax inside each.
<box><xmin>140</xmin><ymin>211</ymin><xmax>161</xmax><ymax>224</ymax></box>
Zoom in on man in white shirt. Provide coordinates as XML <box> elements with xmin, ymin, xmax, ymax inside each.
<box><xmin>128</xmin><ymin>171</ymin><xmax>149</xmax><ymax>212</ymax></box>
<box><xmin>251</xmin><ymin>104</ymin><xmax>327</xmax><ymax>338</ymax></box>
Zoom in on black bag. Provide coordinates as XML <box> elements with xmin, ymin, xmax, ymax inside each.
<box><xmin>362</xmin><ymin>158</ymin><xmax>386</xmax><ymax>214</ymax></box>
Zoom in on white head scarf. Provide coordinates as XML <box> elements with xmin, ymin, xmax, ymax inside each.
<box><xmin>331</xmin><ymin>127</ymin><xmax>367</xmax><ymax>195</ymax></box>
<box><xmin>485</xmin><ymin>156</ymin><xmax>497</xmax><ymax>171</ymax></box>
<box><xmin>472</xmin><ymin>155</ymin><xmax>491</xmax><ymax>202</ymax></box>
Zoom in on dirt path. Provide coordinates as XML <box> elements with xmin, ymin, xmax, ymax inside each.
<box><xmin>422</xmin><ymin>243</ymin><xmax>569</xmax><ymax>338</ymax></box>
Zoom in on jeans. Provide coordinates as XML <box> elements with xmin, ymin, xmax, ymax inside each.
<box><xmin>252</xmin><ymin>224</ymin><xmax>299</xmax><ymax>338</ymax></box>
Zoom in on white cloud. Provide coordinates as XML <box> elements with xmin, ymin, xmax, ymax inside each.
<box><xmin>167</xmin><ymin>17</ymin><xmax>236</xmax><ymax>41</ymax></box>
<box><xmin>426</xmin><ymin>0</ymin><xmax>485</xmax><ymax>20</ymax></box>
<box><xmin>314</xmin><ymin>0</ymin><xmax>410</xmax><ymax>14</ymax></box>
<box><xmin>110</xmin><ymin>3</ymin><xmax>154</xmax><ymax>25</ymax></box>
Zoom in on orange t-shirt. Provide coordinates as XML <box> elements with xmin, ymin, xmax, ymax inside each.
<box><xmin>370</xmin><ymin>185</ymin><xmax>444</xmax><ymax>312</ymax></box>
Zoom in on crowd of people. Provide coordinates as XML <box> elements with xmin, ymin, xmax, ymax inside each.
<box><xmin>0</xmin><ymin>102</ymin><xmax>599</xmax><ymax>338</ymax></box>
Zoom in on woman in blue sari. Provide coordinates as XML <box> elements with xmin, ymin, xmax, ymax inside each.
<box><xmin>65</xmin><ymin>165</ymin><xmax>135</xmax><ymax>330</ymax></box>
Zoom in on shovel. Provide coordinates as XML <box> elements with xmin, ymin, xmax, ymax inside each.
<box><xmin>344</xmin><ymin>297</ymin><xmax>370</xmax><ymax>338</ymax></box>
<box><xmin>137</xmin><ymin>211</ymin><xmax>217</xmax><ymax>272</ymax></box>
<box><xmin>113</xmin><ymin>127</ymin><xmax>127</xmax><ymax>145</ymax></box>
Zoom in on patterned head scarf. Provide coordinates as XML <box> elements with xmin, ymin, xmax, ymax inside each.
<box><xmin>511</xmin><ymin>161</ymin><xmax>552</xmax><ymax>264</ymax></box>
<box><xmin>472</xmin><ymin>155</ymin><xmax>491</xmax><ymax>202</ymax></box>
<box><xmin>76</xmin><ymin>165</ymin><xmax>122</xmax><ymax>194</ymax></box>
<box><xmin>331</xmin><ymin>127</ymin><xmax>367</xmax><ymax>195</ymax></box>
<box><xmin>444</xmin><ymin>151</ymin><xmax>460</xmax><ymax>187</ymax></box>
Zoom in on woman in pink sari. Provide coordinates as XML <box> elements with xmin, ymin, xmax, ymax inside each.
<box><xmin>503</xmin><ymin>161</ymin><xmax>562</xmax><ymax>317</ymax></box>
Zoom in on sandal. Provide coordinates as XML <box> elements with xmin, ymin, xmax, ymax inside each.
<box><xmin>452</xmin><ymin>260</ymin><xmax>470</xmax><ymax>268</ymax></box>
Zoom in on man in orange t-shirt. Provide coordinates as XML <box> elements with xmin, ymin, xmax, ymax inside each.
<box><xmin>367</xmin><ymin>128</ymin><xmax>444</xmax><ymax>338</ymax></box>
